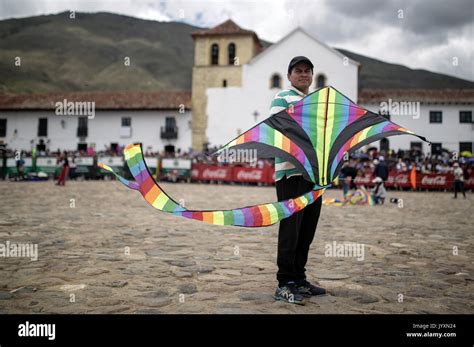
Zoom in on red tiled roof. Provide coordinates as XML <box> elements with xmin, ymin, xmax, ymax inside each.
<box><xmin>192</xmin><ymin>19</ymin><xmax>262</xmax><ymax>48</ymax></box>
<box><xmin>358</xmin><ymin>89</ymin><xmax>474</xmax><ymax>104</ymax></box>
<box><xmin>0</xmin><ymin>91</ymin><xmax>192</xmax><ymax>110</ymax></box>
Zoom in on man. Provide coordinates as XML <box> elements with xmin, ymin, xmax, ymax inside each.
<box><xmin>452</xmin><ymin>162</ymin><xmax>466</xmax><ymax>199</ymax></box>
<box><xmin>270</xmin><ymin>56</ymin><xmax>326</xmax><ymax>305</ymax></box>
<box><xmin>0</xmin><ymin>143</ymin><xmax>6</xmax><ymax>180</ymax></box>
<box><xmin>56</xmin><ymin>150</ymin><xmax>70</xmax><ymax>186</ymax></box>
<box><xmin>374</xmin><ymin>156</ymin><xmax>389</xmax><ymax>181</ymax></box>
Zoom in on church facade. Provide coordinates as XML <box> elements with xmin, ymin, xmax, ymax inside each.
<box><xmin>191</xmin><ymin>20</ymin><xmax>473</xmax><ymax>155</ymax></box>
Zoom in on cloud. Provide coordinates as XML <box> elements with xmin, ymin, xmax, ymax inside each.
<box><xmin>0</xmin><ymin>0</ymin><xmax>472</xmax><ymax>80</ymax></box>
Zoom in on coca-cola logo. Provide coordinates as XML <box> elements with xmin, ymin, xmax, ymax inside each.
<box><xmin>465</xmin><ymin>177</ymin><xmax>474</xmax><ymax>185</ymax></box>
<box><xmin>354</xmin><ymin>175</ymin><xmax>371</xmax><ymax>184</ymax></box>
<box><xmin>236</xmin><ymin>170</ymin><xmax>263</xmax><ymax>180</ymax></box>
<box><xmin>394</xmin><ymin>175</ymin><xmax>408</xmax><ymax>184</ymax></box>
<box><xmin>421</xmin><ymin>175</ymin><xmax>446</xmax><ymax>186</ymax></box>
<box><xmin>202</xmin><ymin>168</ymin><xmax>228</xmax><ymax>179</ymax></box>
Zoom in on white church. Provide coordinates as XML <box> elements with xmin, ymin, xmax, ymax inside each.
<box><xmin>204</xmin><ymin>26</ymin><xmax>473</xmax><ymax>155</ymax></box>
<box><xmin>206</xmin><ymin>27</ymin><xmax>359</xmax><ymax>147</ymax></box>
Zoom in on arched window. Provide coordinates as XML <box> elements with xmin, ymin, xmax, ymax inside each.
<box><xmin>223</xmin><ymin>79</ymin><xmax>227</xmax><ymax>87</ymax></box>
<box><xmin>211</xmin><ymin>43</ymin><xmax>219</xmax><ymax>65</ymax></box>
<box><xmin>228</xmin><ymin>43</ymin><xmax>236</xmax><ymax>65</ymax></box>
<box><xmin>316</xmin><ymin>74</ymin><xmax>326</xmax><ymax>88</ymax></box>
<box><xmin>270</xmin><ymin>73</ymin><xmax>281</xmax><ymax>89</ymax></box>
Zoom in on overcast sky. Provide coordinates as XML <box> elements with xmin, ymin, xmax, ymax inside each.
<box><xmin>1</xmin><ymin>0</ymin><xmax>472</xmax><ymax>81</ymax></box>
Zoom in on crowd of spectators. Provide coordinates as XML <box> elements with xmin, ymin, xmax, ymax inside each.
<box><xmin>2</xmin><ymin>143</ymin><xmax>473</xmax><ymax>176</ymax></box>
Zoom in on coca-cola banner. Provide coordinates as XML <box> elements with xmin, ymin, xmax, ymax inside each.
<box><xmin>354</xmin><ymin>173</ymin><xmax>374</xmax><ymax>187</ymax></box>
<box><xmin>232</xmin><ymin>167</ymin><xmax>266</xmax><ymax>183</ymax></box>
<box><xmin>191</xmin><ymin>164</ymin><xmax>232</xmax><ymax>181</ymax></box>
<box><xmin>356</xmin><ymin>171</ymin><xmax>474</xmax><ymax>190</ymax></box>
<box><xmin>465</xmin><ymin>174</ymin><xmax>474</xmax><ymax>189</ymax></box>
<box><xmin>419</xmin><ymin>173</ymin><xmax>452</xmax><ymax>189</ymax></box>
<box><xmin>385</xmin><ymin>172</ymin><xmax>412</xmax><ymax>188</ymax></box>
<box><xmin>265</xmin><ymin>167</ymin><xmax>276</xmax><ymax>184</ymax></box>
<box><xmin>191</xmin><ymin>164</ymin><xmax>473</xmax><ymax>189</ymax></box>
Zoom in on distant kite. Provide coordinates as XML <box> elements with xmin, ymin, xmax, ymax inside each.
<box><xmin>99</xmin><ymin>86</ymin><xmax>429</xmax><ymax>227</ymax></box>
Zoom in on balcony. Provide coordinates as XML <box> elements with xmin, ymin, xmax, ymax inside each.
<box><xmin>161</xmin><ymin>126</ymin><xmax>178</xmax><ymax>140</ymax></box>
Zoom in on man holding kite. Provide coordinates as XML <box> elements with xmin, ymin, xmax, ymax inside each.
<box><xmin>271</xmin><ymin>56</ymin><xmax>326</xmax><ymax>305</ymax></box>
<box><xmin>99</xmin><ymin>57</ymin><xmax>429</xmax><ymax>307</ymax></box>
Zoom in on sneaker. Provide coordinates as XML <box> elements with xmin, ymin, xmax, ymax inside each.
<box><xmin>296</xmin><ymin>280</ymin><xmax>327</xmax><ymax>297</ymax></box>
<box><xmin>274</xmin><ymin>281</ymin><xmax>305</xmax><ymax>305</ymax></box>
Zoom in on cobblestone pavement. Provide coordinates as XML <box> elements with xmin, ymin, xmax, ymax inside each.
<box><xmin>0</xmin><ymin>181</ymin><xmax>472</xmax><ymax>314</ymax></box>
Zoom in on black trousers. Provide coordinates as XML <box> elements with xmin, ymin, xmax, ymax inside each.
<box><xmin>454</xmin><ymin>180</ymin><xmax>466</xmax><ymax>198</ymax></box>
<box><xmin>276</xmin><ymin>175</ymin><xmax>322</xmax><ymax>286</ymax></box>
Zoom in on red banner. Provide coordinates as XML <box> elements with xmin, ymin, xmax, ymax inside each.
<box><xmin>465</xmin><ymin>174</ymin><xmax>474</xmax><ymax>189</ymax></box>
<box><xmin>356</xmin><ymin>171</ymin><xmax>474</xmax><ymax>190</ymax></box>
<box><xmin>265</xmin><ymin>167</ymin><xmax>276</xmax><ymax>185</ymax></box>
<box><xmin>232</xmin><ymin>167</ymin><xmax>266</xmax><ymax>183</ymax></box>
<box><xmin>353</xmin><ymin>173</ymin><xmax>374</xmax><ymax>187</ymax></box>
<box><xmin>418</xmin><ymin>173</ymin><xmax>452</xmax><ymax>189</ymax></box>
<box><xmin>385</xmin><ymin>172</ymin><xmax>412</xmax><ymax>188</ymax></box>
<box><xmin>191</xmin><ymin>164</ymin><xmax>473</xmax><ymax>190</ymax></box>
<box><xmin>191</xmin><ymin>164</ymin><xmax>232</xmax><ymax>181</ymax></box>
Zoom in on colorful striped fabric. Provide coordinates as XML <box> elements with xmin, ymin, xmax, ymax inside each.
<box><xmin>288</xmin><ymin>87</ymin><xmax>370</xmax><ymax>185</ymax></box>
<box><xmin>216</xmin><ymin>122</ymin><xmax>315</xmax><ymax>182</ymax></box>
<box><xmin>330</xmin><ymin>121</ymin><xmax>415</xmax><ymax>178</ymax></box>
<box><xmin>323</xmin><ymin>187</ymin><xmax>374</xmax><ymax>207</ymax></box>
<box><xmin>99</xmin><ymin>86</ymin><xmax>429</xmax><ymax>228</ymax></box>
<box><xmin>344</xmin><ymin>187</ymin><xmax>374</xmax><ymax>207</ymax></box>
<box><xmin>99</xmin><ymin>144</ymin><xmax>326</xmax><ymax>227</ymax></box>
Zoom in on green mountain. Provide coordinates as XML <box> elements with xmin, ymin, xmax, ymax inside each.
<box><xmin>336</xmin><ymin>48</ymin><xmax>474</xmax><ymax>90</ymax></box>
<box><xmin>0</xmin><ymin>11</ymin><xmax>198</xmax><ymax>93</ymax></box>
<box><xmin>0</xmin><ymin>11</ymin><xmax>472</xmax><ymax>94</ymax></box>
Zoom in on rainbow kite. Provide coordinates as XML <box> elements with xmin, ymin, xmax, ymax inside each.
<box><xmin>99</xmin><ymin>86</ymin><xmax>429</xmax><ymax>227</ymax></box>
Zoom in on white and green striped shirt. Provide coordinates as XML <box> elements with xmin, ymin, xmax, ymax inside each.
<box><xmin>269</xmin><ymin>86</ymin><xmax>307</xmax><ymax>181</ymax></box>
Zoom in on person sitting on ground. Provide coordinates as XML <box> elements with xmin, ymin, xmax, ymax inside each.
<box><xmin>371</xmin><ymin>177</ymin><xmax>386</xmax><ymax>205</ymax></box>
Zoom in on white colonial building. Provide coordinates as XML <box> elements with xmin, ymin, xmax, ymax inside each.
<box><xmin>359</xmin><ymin>90</ymin><xmax>474</xmax><ymax>154</ymax></box>
<box><xmin>0</xmin><ymin>91</ymin><xmax>192</xmax><ymax>154</ymax></box>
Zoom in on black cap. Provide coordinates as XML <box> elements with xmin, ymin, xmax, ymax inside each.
<box><xmin>288</xmin><ymin>56</ymin><xmax>314</xmax><ymax>73</ymax></box>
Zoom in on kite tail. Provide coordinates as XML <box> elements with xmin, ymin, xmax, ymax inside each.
<box><xmin>98</xmin><ymin>143</ymin><xmax>327</xmax><ymax>227</ymax></box>
<box><xmin>98</xmin><ymin>162</ymin><xmax>140</xmax><ymax>190</ymax></box>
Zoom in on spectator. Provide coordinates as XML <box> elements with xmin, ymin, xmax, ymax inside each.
<box><xmin>396</xmin><ymin>158</ymin><xmax>407</xmax><ymax>172</ymax></box>
<box><xmin>15</xmin><ymin>151</ymin><xmax>25</xmax><ymax>181</ymax></box>
<box><xmin>371</xmin><ymin>177</ymin><xmax>386</xmax><ymax>205</ymax></box>
<box><xmin>374</xmin><ymin>156</ymin><xmax>389</xmax><ymax>181</ymax></box>
<box><xmin>453</xmin><ymin>162</ymin><xmax>466</xmax><ymax>199</ymax></box>
<box><xmin>56</xmin><ymin>151</ymin><xmax>70</xmax><ymax>186</ymax></box>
